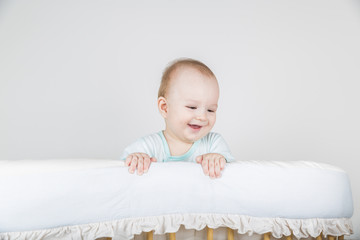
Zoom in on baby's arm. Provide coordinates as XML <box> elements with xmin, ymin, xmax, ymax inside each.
<box><xmin>125</xmin><ymin>153</ymin><xmax>157</xmax><ymax>175</ymax></box>
<box><xmin>196</xmin><ymin>153</ymin><xmax>225</xmax><ymax>178</ymax></box>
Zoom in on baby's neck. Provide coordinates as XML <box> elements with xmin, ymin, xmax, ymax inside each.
<box><xmin>163</xmin><ymin>131</ymin><xmax>193</xmax><ymax>156</ymax></box>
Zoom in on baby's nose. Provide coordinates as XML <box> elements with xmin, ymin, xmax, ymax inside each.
<box><xmin>195</xmin><ymin>110</ymin><xmax>207</xmax><ymax>121</ymax></box>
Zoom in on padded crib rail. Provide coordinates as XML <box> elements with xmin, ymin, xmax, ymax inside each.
<box><xmin>0</xmin><ymin>159</ymin><xmax>354</xmax><ymax>240</ymax></box>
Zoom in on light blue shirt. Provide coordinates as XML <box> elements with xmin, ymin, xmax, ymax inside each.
<box><xmin>121</xmin><ymin>131</ymin><xmax>234</xmax><ymax>162</ymax></box>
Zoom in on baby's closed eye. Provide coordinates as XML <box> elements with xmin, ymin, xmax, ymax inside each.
<box><xmin>186</xmin><ymin>106</ymin><xmax>215</xmax><ymax>112</ymax></box>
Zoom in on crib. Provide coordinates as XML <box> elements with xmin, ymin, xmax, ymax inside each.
<box><xmin>0</xmin><ymin>159</ymin><xmax>353</xmax><ymax>240</ymax></box>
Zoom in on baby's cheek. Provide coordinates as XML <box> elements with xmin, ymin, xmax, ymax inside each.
<box><xmin>210</xmin><ymin>115</ymin><xmax>216</xmax><ymax>125</ymax></box>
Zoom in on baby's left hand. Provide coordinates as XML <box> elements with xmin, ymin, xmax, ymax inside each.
<box><xmin>196</xmin><ymin>153</ymin><xmax>226</xmax><ymax>179</ymax></box>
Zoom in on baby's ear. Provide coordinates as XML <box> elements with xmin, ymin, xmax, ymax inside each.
<box><xmin>157</xmin><ymin>97</ymin><xmax>168</xmax><ymax>118</ymax></box>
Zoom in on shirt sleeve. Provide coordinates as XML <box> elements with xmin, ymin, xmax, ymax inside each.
<box><xmin>207</xmin><ymin>132</ymin><xmax>235</xmax><ymax>162</ymax></box>
<box><xmin>120</xmin><ymin>136</ymin><xmax>155</xmax><ymax>160</ymax></box>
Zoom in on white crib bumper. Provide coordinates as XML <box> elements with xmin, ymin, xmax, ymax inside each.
<box><xmin>0</xmin><ymin>159</ymin><xmax>354</xmax><ymax>240</ymax></box>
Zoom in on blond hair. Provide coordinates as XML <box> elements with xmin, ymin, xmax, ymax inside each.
<box><xmin>158</xmin><ymin>58</ymin><xmax>217</xmax><ymax>98</ymax></box>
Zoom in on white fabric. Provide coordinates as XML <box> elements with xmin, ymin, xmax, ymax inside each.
<box><xmin>0</xmin><ymin>159</ymin><xmax>354</xmax><ymax>240</ymax></box>
<box><xmin>0</xmin><ymin>216</ymin><xmax>353</xmax><ymax>240</ymax></box>
<box><xmin>120</xmin><ymin>131</ymin><xmax>235</xmax><ymax>162</ymax></box>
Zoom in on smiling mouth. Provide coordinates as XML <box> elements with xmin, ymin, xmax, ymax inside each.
<box><xmin>188</xmin><ymin>124</ymin><xmax>202</xmax><ymax>130</ymax></box>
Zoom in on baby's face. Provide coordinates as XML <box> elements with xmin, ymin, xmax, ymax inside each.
<box><xmin>163</xmin><ymin>67</ymin><xmax>219</xmax><ymax>144</ymax></box>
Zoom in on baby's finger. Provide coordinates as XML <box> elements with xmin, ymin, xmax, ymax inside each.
<box><xmin>129</xmin><ymin>156</ymin><xmax>137</xmax><ymax>174</ymax></box>
<box><xmin>136</xmin><ymin>155</ymin><xmax>144</xmax><ymax>175</ymax></box>
<box><xmin>201</xmin><ymin>158</ymin><xmax>209</xmax><ymax>176</ymax></box>
<box><xmin>196</xmin><ymin>155</ymin><xmax>203</xmax><ymax>164</ymax></box>
<box><xmin>143</xmin><ymin>156</ymin><xmax>151</xmax><ymax>173</ymax></box>
<box><xmin>214</xmin><ymin>158</ymin><xmax>221</xmax><ymax>178</ymax></box>
<box><xmin>125</xmin><ymin>155</ymin><xmax>132</xmax><ymax>166</ymax></box>
<box><xmin>220</xmin><ymin>157</ymin><xmax>226</xmax><ymax>170</ymax></box>
<box><xmin>208</xmin><ymin>158</ymin><xmax>216</xmax><ymax>179</ymax></box>
<box><xmin>150</xmin><ymin>157</ymin><xmax>157</xmax><ymax>162</ymax></box>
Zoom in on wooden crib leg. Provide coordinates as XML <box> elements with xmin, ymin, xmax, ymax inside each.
<box><xmin>169</xmin><ymin>232</ymin><xmax>176</xmax><ymax>240</ymax></box>
<box><xmin>227</xmin><ymin>228</ymin><xmax>234</xmax><ymax>240</ymax></box>
<box><xmin>328</xmin><ymin>236</ymin><xmax>335</xmax><ymax>240</ymax></box>
<box><xmin>316</xmin><ymin>233</ymin><xmax>322</xmax><ymax>240</ymax></box>
<box><xmin>338</xmin><ymin>236</ymin><xmax>344</xmax><ymax>240</ymax></box>
<box><xmin>146</xmin><ymin>231</ymin><xmax>153</xmax><ymax>240</ymax></box>
<box><xmin>207</xmin><ymin>227</ymin><xmax>214</xmax><ymax>240</ymax></box>
<box><xmin>264</xmin><ymin>232</ymin><xmax>271</xmax><ymax>240</ymax></box>
<box><xmin>285</xmin><ymin>235</ymin><xmax>292</xmax><ymax>240</ymax></box>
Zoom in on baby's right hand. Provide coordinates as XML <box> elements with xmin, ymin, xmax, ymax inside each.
<box><xmin>125</xmin><ymin>153</ymin><xmax>157</xmax><ymax>175</ymax></box>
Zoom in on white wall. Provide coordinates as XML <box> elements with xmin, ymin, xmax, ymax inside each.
<box><xmin>0</xmin><ymin>0</ymin><xmax>359</xmax><ymax>238</ymax></box>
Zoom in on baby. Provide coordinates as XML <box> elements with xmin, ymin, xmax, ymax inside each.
<box><xmin>121</xmin><ymin>58</ymin><xmax>234</xmax><ymax>178</ymax></box>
